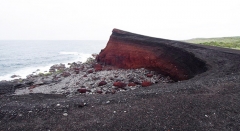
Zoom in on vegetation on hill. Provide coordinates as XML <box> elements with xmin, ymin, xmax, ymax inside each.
<box><xmin>184</xmin><ymin>36</ymin><xmax>240</xmax><ymax>49</ymax></box>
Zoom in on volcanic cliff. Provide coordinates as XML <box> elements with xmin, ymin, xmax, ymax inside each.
<box><xmin>97</xmin><ymin>29</ymin><xmax>208</xmax><ymax>81</ymax></box>
<box><xmin>1</xmin><ymin>29</ymin><xmax>240</xmax><ymax>131</ymax></box>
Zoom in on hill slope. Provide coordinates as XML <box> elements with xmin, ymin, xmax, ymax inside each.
<box><xmin>184</xmin><ymin>36</ymin><xmax>240</xmax><ymax>49</ymax></box>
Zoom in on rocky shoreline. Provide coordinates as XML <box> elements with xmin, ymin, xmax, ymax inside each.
<box><xmin>1</xmin><ymin>55</ymin><xmax>173</xmax><ymax>96</ymax></box>
<box><xmin>1</xmin><ymin>29</ymin><xmax>240</xmax><ymax>131</ymax></box>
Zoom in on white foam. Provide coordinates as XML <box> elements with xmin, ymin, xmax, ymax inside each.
<box><xmin>59</xmin><ymin>51</ymin><xmax>92</xmax><ymax>62</ymax></box>
<box><xmin>59</xmin><ymin>51</ymin><xmax>79</xmax><ymax>55</ymax></box>
<box><xmin>0</xmin><ymin>53</ymin><xmax>94</xmax><ymax>81</ymax></box>
<box><xmin>78</xmin><ymin>53</ymin><xmax>92</xmax><ymax>63</ymax></box>
<box><xmin>0</xmin><ymin>65</ymin><xmax>52</xmax><ymax>81</ymax></box>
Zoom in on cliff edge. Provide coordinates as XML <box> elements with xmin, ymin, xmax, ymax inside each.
<box><xmin>97</xmin><ymin>29</ymin><xmax>207</xmax><ymax>81</ymax></box>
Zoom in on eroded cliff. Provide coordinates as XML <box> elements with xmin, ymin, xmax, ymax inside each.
<box><xmin>97</xmin><ymin>29</ymin><xmax>207</xmax><ymax>81</ymax></box>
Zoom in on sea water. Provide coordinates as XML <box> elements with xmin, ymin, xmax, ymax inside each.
<box><xmin>0</xmin><ymin>40</ymin><xmax>107</xmax><ymax>81</ymax></box>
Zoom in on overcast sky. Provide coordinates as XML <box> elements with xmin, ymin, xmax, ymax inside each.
<box><xmin>0</xmin><ymin>0</ymin><xmax>239</xmax><ymax>40</ymax></box>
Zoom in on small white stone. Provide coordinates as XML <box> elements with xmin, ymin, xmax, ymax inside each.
<box><xmin>113</xmin><ymin>111</ymin><xmax>116</xmax><ymax>113</ymax></box>
<box><xmin>63</xmin><ymin>113</ymin><xmax>68</xmax><ymax>116</ymax></box>
<box><xmin>124</xmin><ymin>111</ymin><xmax>127</xmax><ymax>113</ymax></box>
<box><xmin>56</xmin><ymin>104</ymin><xmax>60</xmax><ymax>106</ymax></box>
<box><xmin>205</xmin><ymin>115</ymin><xmax>208</xmax><ymax>117</ymax></box>
<box><xmin>106</xmin><ymin>101</ymin><xmax>110</xmax><ymax>104</ymax></box>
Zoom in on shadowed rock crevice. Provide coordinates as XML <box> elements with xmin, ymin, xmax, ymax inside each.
<box><xmin>97</xmin><ymin>29</ymin><xmax>208</xmax><ymax>81</ymax></box>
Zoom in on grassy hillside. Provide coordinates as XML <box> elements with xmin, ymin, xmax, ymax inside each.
<box><xmin>183</xmin><ymin>36</ymin><xmax>240</xmax><ymax>49</ymax></box>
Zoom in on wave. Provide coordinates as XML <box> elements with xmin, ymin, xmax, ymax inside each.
<box><xmin>59</xmin><ymin>51</ymin><xmax>92</xmax><ymax>63</ymax></box>
<box><xmin>0</xmin><ymin>53</ymin><xmax>93</xmax><ymax>81</ymax></box>
<box><xmin>59</xmin><ymin>51</ymin><xmax>79</xmax><ymax>55</ymax></box>
<box><xmin>0</xmin><ymin>65</ymin><xmax>52</xmax><ymax>81</ymax></box>
<box><xmin>78</xmin><ymin>53</ymin><xmax>92</xmax><ymax>63</ymax></box>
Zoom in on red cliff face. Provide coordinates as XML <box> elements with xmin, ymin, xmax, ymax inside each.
<box><xmin>97</xmin><ymin>29</ymin><xmax>207</xmax><ymax>81</ymax></box>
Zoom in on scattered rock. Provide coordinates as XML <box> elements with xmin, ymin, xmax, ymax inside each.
<box><xmin>134</xmin><ymin>81</ymin><xmax>141</xmax><ymax>85</ymax></box>
<box><xmin>113</xmin><ymin>82</ymin><xmax>126</xmax><ymax>88</ymax></box>
<box><xmin>13</xmin><ymin>55</ymin><xmax>173</xmax><ymax>96</ymax></box>
<box><xmin>63</xmin><ymin>113</ymin><xmax>68</xmax><ymax>116</ymax></box>
<box><xmin>74</xmin><ymin>68</ymin><xmax>80</xmax><ymax>74</ymax></box>
<box><xmin>77</xmin><ymin>88</ymin><xmax>87</xmax><ymax>93</ymax></box>
<box><xmin>61</xmin><ymin>72</ymin><xmax>71</xmax><ymax>77</ymax></box>
<box><xmin>96</xmin><ymin>90</ymin><xmax>103</xmax><ymax>94</ymax></box>
<box><xmin>28</xmin><ymin>85</ymin><xmax>37</xmax><ymax>89</ymax></box>
<box><xmin>141</xmin><ymin>81</ymin><xmax>152</xmax><ymax>87</ymax></box>
<box><xmin>128</xmin><ymin>82</ymin><xmax>136</xmax><ymax>86</ymax></box>
<box><xmin>88</xmin><ymin>70</ymin><xmax>94</xmax><ymax>73</ymax></box>
<box><xmin>146</xmin><ymin>74</ymin><xmax>153</xmax><ymax>77</ymax></box>
<box><xmin>74</xmin><ymin>102</ymin><xmax>87</xmax><ymax>108</ymax></box>
<box><xmin>94</xmin><ymin>64</ymin><xmax>102</xmax><ymax>71</ymax></box>
<box><xmin>98</xmin><ymin>81</ymin><xmax>107</xmax><ymax>86</ymax></box>
<box><xmin>11</xmin><ymin>75</ymin><xmax>20</xmax><ymax>78</ymax></box>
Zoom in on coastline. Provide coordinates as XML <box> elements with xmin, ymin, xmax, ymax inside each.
<box><xmin>0</xmin><ymin>40</ymin><xmax>107</xmax><ymax>81</ymax></box>
<box><xmin>0</xmin><ymin>30</ymin><xmax>240</xmax><ymax>130</ymax></box>
<box><xmin>1</xmin><ymin>55</ymin><xmax>173</xmax><ymax>96</ymax></box>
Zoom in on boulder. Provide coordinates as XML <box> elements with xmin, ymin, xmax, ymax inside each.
<box><xmin>141</xmin><ymin>81</ymin><xmax>152</xmax><ymax>87</ymax></box>
<box><xmin>98</xmin><ymin>81</ymin><xmax>107</xmax><ymax>86</ymax></box>
<box><xmin>10</xmin><ymin>75</ymin><xmax>20</xmax><ymax>78</ymax></box>
<box><xmin>128</xmin><ymin>82</ymin><xmax>136</xmax><ymax>86</ymax></box>
<box><xmin>61</xmin><ymin>72</ymin><xmax>71</xmax><ymax>77</ymax></box>
<box><xmin>113</xmin><ymin>82</ymin><xmax>126</xmax><ymax>88</ymax></box>
<box><xmin>77</xmin><ymin>88</ymin><xmax>87</xmax><ymax>93</ymax></box>
<box><xmin>146</xmin><ymin>74</ymin><xmax>153</xmax><ymax>77</ymax></box>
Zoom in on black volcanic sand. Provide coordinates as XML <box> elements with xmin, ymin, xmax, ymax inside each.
<box><xmin>1</xmin><ymin>42</ymin><xmax>240</xmax><ymax>130</ymax></box>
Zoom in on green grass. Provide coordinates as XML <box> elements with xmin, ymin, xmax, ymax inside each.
<box><xmin>183</xmin><ymin>36</ymin><xmax>240</xmax><ymax>49</ymax></box>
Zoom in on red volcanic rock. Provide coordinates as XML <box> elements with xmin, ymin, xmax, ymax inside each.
<box><xmin>113</xmin><ymin>82</ymin><xmax>126</xmax><ymax>88</ymax></box>
<box><xmin>96</xmin><ymin>90</ymin><xmax>103</xmax><ymax>94</ymax></box>
<box><xmin>28</xmin><ymin>85</ymin><xmax>37</xmax><ymax>89</ymax></box>
<box><xmin>87</xmin><ymin>70</ymin><xmax>93</xmax><ymax>73</ymax></box>
<box><xmin>134</xmin><ymin>81</ymin><xmax>141</xmax><ymax>85</ymax></box>
<box><xmin>77</xmin><ymin>88</ymin><xmax>87</xmax><ymax>93</ymax></box>
<box><xmin>74</xmin><ymin>68</ymin><xmax>80</xmax><ymax>74</ymax></box>
<box><xmin>61</xmin><ymin>72</ymin><xmax>71</xmax><ymax>77</ymax></box>
<box><xmin>128</xmin><ymin>82</ymin><xmax>136</xmax><ymax>86</ymax></box>
<box><xmin>146</xmin><ymin>74</ymin><xmax>153</xmax><ymax>77</ymax></box>
<box><xmin>141</xmin><ymin>81</ymin><xmax>152</xmax><ymax>87</ymax></box>
<box><xmin>98</xmin><ymin>81</ymin><xmax>107</xmax><ymax>86</ymax></box>
<box><xmin>94</xmin><ymin>64</ymin><xmax>102</xmax><ymax>71</ymax></box>
<box><xmin>107</xmin><ymin>68</ymin><xmax>112</xmax><ymax>71</ymax></box>
<box><xmin>97</xmin><ymin>29</ymin><xmax>207</xmax><ymax>81</ymax></box>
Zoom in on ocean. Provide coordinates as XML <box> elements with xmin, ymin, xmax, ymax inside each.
<box><xmin>0</xmin><ymin>40</ymin><xmax>107</xmax><ymax>81</ymax></box>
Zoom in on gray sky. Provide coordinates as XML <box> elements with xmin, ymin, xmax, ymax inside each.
<box><xmin>0</xmin><ymin>0</ymin><xmax>239</xmax><ymax>40</ymax></box>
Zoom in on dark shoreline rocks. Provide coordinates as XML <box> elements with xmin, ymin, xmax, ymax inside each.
<box><xmin>1</xmin><ymin>29</ymin><xmax>240</xmax><ymax>130</ymax></box>
<box><xmin>12</xmin><ymin>62</ymin><xmax>173</xmax><ymax>96</ymax></box>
